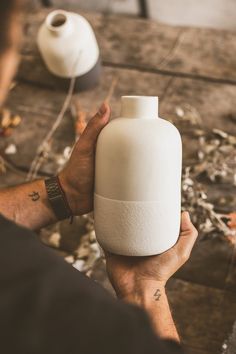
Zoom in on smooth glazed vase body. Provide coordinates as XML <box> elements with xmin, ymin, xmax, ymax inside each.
<box><xmin>37</xmin><ymin>10</ymin><xmax>101</xmax><ymax>91</ymax></box>
<box><xmin>94</xmin><ymin>96</ymin><xmax>182</xmax><ymax>256</ymax></box>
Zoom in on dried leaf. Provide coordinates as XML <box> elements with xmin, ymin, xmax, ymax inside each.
<box><xmin>0</xmin><ymin>109</ymin><xmax>11</xmax><ymax>128</ymax></box>
<box><xmin>5</xmin><ymin>144</ymin><xmax>17</xmax><ymax>155</ymax></box>
<box><xmin>227</xmin><ymin>213</ymin><xmax>236</xmax><ymax>229</ymax></box>
<box><xmin>1</xmin><ymin>127</ymin><xmax>13</xmax><ymax>137</ymax></box>
<box><xmin>0</xmin><ymin>109</ymin><xmax>22</xmax><ymax>137</ymax></box>
<box><xmin>11</xmin><ymin>115</ymin><xmax>22</xmax><ymax>127</ymax></box>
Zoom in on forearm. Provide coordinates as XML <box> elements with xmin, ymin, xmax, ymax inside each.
<box><xmin>121</xmin><ymin>283</ymin><xmax>180</xmax><ymax>342</ymax></box>
<box><xmin>0</xmin><ymin>179</ymin><xmax>57</xmax><ymax>230</ymax></box>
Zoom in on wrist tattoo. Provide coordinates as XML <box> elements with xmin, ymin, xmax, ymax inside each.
<box><xmin>154</xmin><ymin>289</ymin><xmax>161</xmax><ymax>301</ymax></box>
<box><xmin>29</xmin><ymin>191</ymin><xmax>40</xmax><ymax>202</ymax></box>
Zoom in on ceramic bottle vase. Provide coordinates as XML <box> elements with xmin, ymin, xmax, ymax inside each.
<box><xmin>94</xmin><ymin>96</ymin><xmax>182</xmax><ymax>256</ymax></box>
<box><xmin>37</xmin><ymin>9</ymin><xmax>101</xmax><ymax>91</ymax></box>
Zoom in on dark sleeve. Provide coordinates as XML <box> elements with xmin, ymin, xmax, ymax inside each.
<box><xmin>0</xmin><ymin>215</ymin><xmax>183</xmax><ymax>354</ymax></box>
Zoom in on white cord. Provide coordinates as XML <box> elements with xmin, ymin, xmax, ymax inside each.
<box><xmin>26</xmin><ymin>51</ymin><xmax>81</xmax><ymax>181</ymax></box>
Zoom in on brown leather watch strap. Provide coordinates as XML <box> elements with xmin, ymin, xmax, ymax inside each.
<box><xmin>45</xmin><ymin>176</ymin><xmax>73</xmax><ymax>222</ymax></box>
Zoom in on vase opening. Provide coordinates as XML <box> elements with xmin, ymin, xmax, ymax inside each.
<box><xmin>51</xmin><ymin>14</ymin><xmax>67</xmax><ymax>27</ymax></box>
<box><xmin>46</xmin><ymin>10</ymin><xmax>69</xmax><ymax>34</ymax></box>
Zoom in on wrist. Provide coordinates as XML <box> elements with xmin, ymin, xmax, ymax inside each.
<box><xmin>118</xmin><ymin>280</ymin><xmax>166</xmax><ymax>308</ymax></box>
<box><xmin>58</xmin><ymin>173</ymin><xmax>80</xmax><ymax>216</ymax></box>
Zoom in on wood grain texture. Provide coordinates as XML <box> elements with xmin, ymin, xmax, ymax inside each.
<box><xmin>160</xmin><ymin>77</ymin><xmax>236</xmax><ymax>133</ymax></box>
<box><xmin>1</xmin><ymin>67</ymin><xmax>169</xmax><ymax>174</ymax></box>
<box><xmin>19</xmin><ymin>8</ymin><xmax>236</xmax><ymax>86</ymax></box>
<box><xmin>167</xmin><ymin>278</ymin><xmax>236</xmax><ymax>354</ymax></box>
<box><xmin>175</xmin><ymin>238</ymin><xmax>236</xmax><ymax>292</ymax></box>
<box><xmin>4</xmin><ymin>67</ymin><xmax>236</xmax><ymax>174</ymax></box>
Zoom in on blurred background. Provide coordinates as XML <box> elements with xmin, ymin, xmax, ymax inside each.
<box><xmin>39</xmin><ymin>0</ymin><xmax>236</xmax><ymax>30</ymax></box>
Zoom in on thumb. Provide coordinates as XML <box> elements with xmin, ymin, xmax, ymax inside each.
<box><xmin>172</xmin><ymin>211</ymin><xmax>198</xmax><ymax>261</ymax></box>
<box><xmin>180</xmin><ymin>211</ymin><xmax>192</xmax><ymax>232</ymax></box>
<box><xmin>79</xmin><ymin>102</ymin><xmax>111</xmax><ymax>150</ymax></box>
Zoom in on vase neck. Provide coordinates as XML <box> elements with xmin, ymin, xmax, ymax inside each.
<box><xmin>120</xmin><ymin>96</ymin><xmax>159</xmax><ymax>119</ymax></box>
<box><xmin>46</xmin><ymin>10</ymin><xmax>72</xmax><ymax>37</ymax></box>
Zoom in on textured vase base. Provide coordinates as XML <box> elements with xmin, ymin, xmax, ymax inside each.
<box><xmin>43</xmin><ymin>58</ymin><xmax>101</xmax><ymax>92</ymax></box>
<box><xmin>94</xmin><ymin>193</ymin><xmax>180</xmax><ymax>257</ymax></box>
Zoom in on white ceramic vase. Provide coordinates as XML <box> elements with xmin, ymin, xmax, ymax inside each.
<box><xmin>94</xmin><ymin>96</ymin><xmax>182</xmax><ymax>256</ymax></box>
<box><xmin>37</xmin><ymin>9</ymin><xmax>101</xmax><ymax>90</ymax></box>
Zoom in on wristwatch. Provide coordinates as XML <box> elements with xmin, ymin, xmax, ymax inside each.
<box><xmin>45</xmin><ymin>176</ymin><xmax>73</xmax><ymax>222</ymax></box>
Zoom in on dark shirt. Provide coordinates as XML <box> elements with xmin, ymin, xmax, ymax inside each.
<box><xmin>0</xmin><ymin>215</ymin><xmax>183</xmax><ymax>354</ymax></box>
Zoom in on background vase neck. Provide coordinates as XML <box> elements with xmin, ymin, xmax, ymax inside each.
<box><xmin>46</xmin><ymin>10</ymin><xmax>72</xmax><ymax>37</ymax></box>
<box><xmin>120</xmin><ymin>96</ymin><xmax>159</xmax><ymax>119</ymax></box>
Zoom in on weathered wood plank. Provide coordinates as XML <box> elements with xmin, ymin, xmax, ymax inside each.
<box><xmin>176</xmin><ymin>237</ymin><xmax>236</xmax><ymax>292</ymax></box>
<box><xmin>0</xmin><ymin>170</ymin><xmax>25</xmax><ymax>188</ymax></box>
<box><xmin>185</xmin><ymin>348</ymin><xmax>213</xmax><ymax>354</ymax></box>
<box><xmin>164</xmin><ymin>28</ymin><xmax>236</xmax><ymax>82</ymax></box>
<box><xmin>3</xmin><ymin>64</ymin><xmax>236</xmax><ymax>174</ymax></box>
<box><xmin>1</xmin><ymin>82</ymin><xmax>75</xmax><ymax>174</ymax></box>
<box><xmin>1</xmin><ymin>67</ymin><xmax>170</xmax><ymax>175</ymax></box>
<box><xmin>160</xmin><ymin>77</ymin><xmax>236</xmax><ymax>133</ymax></box>
<box><xmin>3</xmin><ymin>66</ymin><xmax>236</xmax><ymax>177</ymax></box>
<box><xmin>97</xmin><ymin>15</ymin><xmax>236</xmax><ymax>83</ymax></box>
<box><xmin>19</xmin><ymin>8</ymin><xmax>236</xmax><ymax>86</ymax></box>
<box><xmin>167</xmin><ymin>279</ymin><xmax>236</xmax><ymax>354</ymax></box>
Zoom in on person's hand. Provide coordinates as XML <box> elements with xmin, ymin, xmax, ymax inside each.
<box><xmin>105</xmin><ymin>211</ymin><xmax>198</xmax><ymax>299</ymax></box>
<box><xmin>59</xmin><ymin>102</ymin><xmax>111</xmax><ymax>216</ymax></box>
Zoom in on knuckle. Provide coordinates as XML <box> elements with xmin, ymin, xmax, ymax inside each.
<box><xmin>181</xmin><ymin>251</ymin><xmax>190</xmax><ymax>262</ymax></box>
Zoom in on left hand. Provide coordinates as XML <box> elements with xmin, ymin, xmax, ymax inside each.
<box><xmin>59</xmin><ymin>102</ymin><xmax>111</xmax><ymax>215</ymax></box>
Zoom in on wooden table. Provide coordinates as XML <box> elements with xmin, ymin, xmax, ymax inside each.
<box><xmin>1</xmin><ymin>6</ymin><xmax>236</xmax><ymax>354</ymax></box>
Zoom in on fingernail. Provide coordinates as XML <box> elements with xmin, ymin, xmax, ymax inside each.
<box><xmin>98</xmin><ymin>103</ymin><xmax>106</xmax><ymax>116</ymax></box>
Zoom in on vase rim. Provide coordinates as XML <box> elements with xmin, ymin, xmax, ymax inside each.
<box><xmin>46</xmin><ymin>9</ymin><xmax>70</xmax><ymax>34</ymax></box>
<box><xmin>120</xmin><ymin>95</ymin><xmax>159</xmax><ymax>119</ymax></box>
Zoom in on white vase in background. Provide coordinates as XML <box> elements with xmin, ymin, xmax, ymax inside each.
<box><xmin>37</xmin><ymin>9</ymin><xmax>101</xmax><ymax>91</ymax></box>
<box><xmin>94</xmin><ymin>96</ymin><xmax>182</xmax><ymax>256</ymax></box>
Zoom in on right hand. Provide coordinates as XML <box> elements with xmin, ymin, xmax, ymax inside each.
<box><xmin>59</xmin><ymin>103</ymin><xmax>111</xmax><ymax>216</ymax></box>
<box><xmin>105</xmin><ymin>211</ymin><xmax>198</xmax><ymax>299</ymax></box>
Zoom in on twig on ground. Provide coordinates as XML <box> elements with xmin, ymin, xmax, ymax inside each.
<box><xmin>26</xmin><ymin>77</ymin><xmax>76</xmax><ymax>181</ymax></box>
<box><xmin>104</xmin><ymin>76</ymin><xmax>118</xmax><ymax>104</ymax></box>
